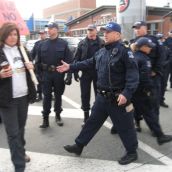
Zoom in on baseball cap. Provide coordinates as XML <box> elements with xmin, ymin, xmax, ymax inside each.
<box><xmin>87</xmin><ymin>24</ymin><xmax>97</xmax><ymax>30</ymax></box>
<box><xmin>135</xmin><ymin>37</ymin><xmax>155</xmax><ymax>48</ymax></box>
<box><xmin>38</xmin><ymin>30</ymin><xmax>46</xmax><ymax>34</ymax></box>
<box><xmin>100</xmin><ymin>22</ymin><xmax>121</xmax><ymax>33</ymax></box>
<box><xmin>45</xmin><ymin>22</ymin><xmax>59</xmax><ymax>29</ymax></box>
<box><xmin>156</xmin><ymin>33</ymin><xmax>164</xmax><ymax>39</ymax></box>
<box><xmin>132</xmin><ymin>21</ymin><xmax>147</xmax><ymax>29</ymax></box>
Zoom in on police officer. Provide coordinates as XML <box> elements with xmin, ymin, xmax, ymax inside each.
<box><xmin>57</xmin><ymin>22</ymin><xmax>139</xmax><ymax>165</ymax></box>
<box><xmin>31</xmin><ymin>30</ymin><xmax>47</xmax><ymax>102</ymax></box>
<box><xmin>131</xmin><ymin>21</ymin><xmax>164</xmax><ymax>125</ymax></box>
<box><xmin>164</xmin><ymin>30</ymin><xmax>172</xmax><ymax>88</ymax></box>
<box><xmin>37</xmin><ymin>22</ymin><xmax>73</xmax><ymax>128</ymax></box>
<box><xmin>74</xmin><ymin>24</ymin><xmax>104</xmax><ymax>126</ymax></box>
<box><xmin>130</xmin><ymin>37</ymin><xmax>172</xmax><ymax>144</ymax></box>
<box><xmin>156</xmin><ymin>33</ymin><xmax>171</xmax><ymax>108</ymax></box>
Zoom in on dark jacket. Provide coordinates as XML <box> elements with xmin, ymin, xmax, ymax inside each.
<box><xmin>0</xmin><ymin>47</ymin><xmax>36</xmax><ymax>108</ymax></box>
<box><xmin>131</xmin><ymin>35</ymin><xmax>164</xmax><ymax>76</ymax></box>
<box><xmin>70</xmin><ymin>42</ymin><xmax>139</xmax><ymax>100</ymax></box>
<box><xmin>134</xmin><ymin>51</ymin><xmax>153</xmax><ymax>90</ymax></box>
<box><xmin>74</xmin><ymin>36</ymin><xmax>105</xmax><ymax>62</ymax></box>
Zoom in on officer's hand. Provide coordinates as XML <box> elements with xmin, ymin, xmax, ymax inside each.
<box><xmin>151</xmin><ymin>71</ymin><xmax>156</xmax><ymax>77</ymax></box>
<box><xmin>74</xmin><ymin>72</ymin><xmax>80</xmax><ymax>82</ymax></box>
<box><xmin>56</xmin><ymin>60</ymin><xmax>70</xmax><ymax>73</ymax></box>
<box><xmin>0</xmin><ymin>66</ymin><xmax>12</xmax><ymax>79</ymax></box>
<box><xmin>64</xmin><ymin>73</ymin><xmax>72</xmax><ymax>85</ymax></box>
<box><xmin>117</xmin><ymin>94</ymin><xmax>127</xmax><ymax>106</ymax></box>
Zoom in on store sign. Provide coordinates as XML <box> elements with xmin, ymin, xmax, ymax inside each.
<box><xmin>0</xmin><ymin>0</ymin><xmax>29</xmax><ymax>35</ymax></box>
<box><xmin>94</xmin><ymin>16</ymin><xmax>116</xmax><ymax>26</ymax></box>
<box><xmin>118</xmin><ymin>0</ymin><xmax>130</xmax><ymax>13</ymax></box>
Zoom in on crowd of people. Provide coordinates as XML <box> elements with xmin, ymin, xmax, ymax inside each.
<box><xmin>0</xmin><ymin>20</ymin><xmax>172</xmax><ymax>171</ymax></box>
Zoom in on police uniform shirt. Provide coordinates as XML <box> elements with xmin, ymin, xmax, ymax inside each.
<box><xmin>70</xmin><ymin>41</ymin><xmax>139</xmax><ymax>100</ymax></box>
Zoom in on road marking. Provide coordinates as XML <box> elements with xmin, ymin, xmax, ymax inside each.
<box><xmin>28</xmin><ymin>105</ymin><xmax>172</xmax><ymax>166</ymax></box>
<box><xmin>1</xmin><ymin>148</ymin><xmax>172</xmax><ymax>172</ymax></box>
<box><xmin>62</xmin><ymin>95</ymin><xmax>81</xmax><ymax>109</ymax></box>
<box><xmin>61</xmin><ymin>96</ymin><xmax>172</xmax><ymax>166</ymax></box>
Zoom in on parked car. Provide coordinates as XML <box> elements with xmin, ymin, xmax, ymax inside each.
<box><xmin>26</xmin><ymin>39</ymin><xmax>38</xmax><ymax>52</ymax></box>
<box><xmin>61</xmin><ymin>37</ymin><xmax>81</xmax><ymax>55</ymax></box>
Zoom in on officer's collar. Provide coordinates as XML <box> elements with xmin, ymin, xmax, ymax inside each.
<box><xmin>105</xmin><ymin>41</ymin><xmax>120</xmax><ymax>50</ymax></box>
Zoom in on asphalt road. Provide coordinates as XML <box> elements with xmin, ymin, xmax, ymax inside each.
<box><xmin>0</xmin><ymin>80</ymin><xmax>172</xmax><ymax>172</ymax></box>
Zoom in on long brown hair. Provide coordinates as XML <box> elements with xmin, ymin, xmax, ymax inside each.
<box><xmin>0</xmin><ymin>22</ymin><xmax>20</xmax><ymax>48</ymax></box>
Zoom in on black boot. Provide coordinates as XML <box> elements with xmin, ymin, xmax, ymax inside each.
<box><xmin>157</xmin><ymin>134</ymin><xmax>172</xmax><ymax>145</ymax></box>
<box><xmin>160</xmin><ymin>101</ymin><xmax>169</xmax><ymax>108</ymax></box>
<box><xmin>64</xmin><ymin>144</ymin><xmax>83</xmax><ymax>156</ymax></box>
<box><xmin>111</xmin><ymin>126</ymin><xmax>118</xmax><ymax>134</ymax></box>
<box><xmin>118</xmin><ymin>152</ymin><xmax>138</xmax><ymax>165</ymax></box>
<box><xmin>55</xmin><ymin>113</ymin><xmax>63</xmax><ymax>126</ymax></box>
<box><xmin>135</xmin><ymin>120</ymin><xmax>142</xmax><ymax>132</ymax></box>
<box><xmin>82</xmin><ymin>111</ymin><xmax>89</xmax><ymax>127</ymax></box>
<box><xmin>39</xmin><ymin>117</ymin><xmax>49</xmax><ymax>128</ymax></box>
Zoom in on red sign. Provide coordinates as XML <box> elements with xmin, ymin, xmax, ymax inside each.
<box><xmin>0</xmin><ymin>0</ymin><xmax>29</xmax><ymax>35</ymax></box>
<box><xmin>118</xmin><ymin>0</ymin><xmax>130</xmax><ymax>13</ymax></box>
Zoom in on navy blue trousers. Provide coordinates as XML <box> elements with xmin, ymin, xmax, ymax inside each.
<box><xmin>75</xmin><ymin>94</ymin><xmax>138</xmax><ymax>153</ymax></box>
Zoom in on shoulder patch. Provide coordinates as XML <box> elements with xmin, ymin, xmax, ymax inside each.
<box><xmin>127</xmin><ymin>51</ymin><xmax>134</xmax><ymax>58</ymax></box>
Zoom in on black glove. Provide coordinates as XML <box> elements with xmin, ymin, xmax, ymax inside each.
<box><xmin>74</xmin><ymin>72</ymin><xmax>80</xmax><ymax>82</ymax></box>
<box><xmin>64</xmin><ymin>72</ymin><xmax>72</xmax><ymax>85</ymax></box>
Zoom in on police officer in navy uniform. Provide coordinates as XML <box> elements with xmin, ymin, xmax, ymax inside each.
<box><xmin>74</xmin><ymin>24</ymin><xmax>104</xmax><ymax>126</ymax></box>
<box><xmin>164</xmin><ymin>30</ymin><xmax>172</xmax><ymax>88</ymax></box>
<box><xmin>156</xmin><ymin>33</ymin><xmax>171</xmax><ymax>108</ymax></box>
<box><xmin>130</xmin><ymin>37</ymin><xmax>172</xmax><ymax>144</ymax></box>
<box><xmin>37</xmin><ymin>22</ymin><xmax>73</xmax><ymax>128</ymax></box>
<box><xmin>131</xmin><ymin>21</ymin><xmax>164</xmax><ymax>126</ymax></box>
<box><xmin>57</xmin><ymin>22</ymin><xmax>139</xmax><ymax>165</ymax></box>
<box><xmin>31</xmin><ymin>30</ymin><xmax>47</xmax><ymax>102</ymax></box>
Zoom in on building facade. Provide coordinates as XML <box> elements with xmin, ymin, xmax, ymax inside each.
<box><xmin>65</xmin><ymin>5</ymin><xmax>172</xmax><ymax>38</ymax></box>
<box><xmin>43</xmin><ymin>0</ymin><xmax>96</xmax><ymax>21</ymax></box>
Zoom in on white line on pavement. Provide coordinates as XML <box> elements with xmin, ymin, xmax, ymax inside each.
<box><xmin>28</xmin><ymin>105</ymin><xmax>172</xmax><ymax>166</ymax></box>
<box><xmin>61</xmin><ymin>96</ymin><xmax>172</xmax><ymax>166</ymax></box>
<box><xmin>1</xmin><ymin>148</ymin><xmax>172</xmax><ymax>172</ymax></box>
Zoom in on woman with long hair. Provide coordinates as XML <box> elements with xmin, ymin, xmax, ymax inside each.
<box><xmin>0</xmin><ymin>22</ymin><xmax>36</xmax><ymax>172</ymax></box>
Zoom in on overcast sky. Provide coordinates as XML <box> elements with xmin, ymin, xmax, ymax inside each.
<box><xmin>11</xmin><ymin>0</ymin><xmax>172</xmax><ymax>19</ymax></box>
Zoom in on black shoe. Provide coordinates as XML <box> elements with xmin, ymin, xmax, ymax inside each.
<box><xmin>64</xmin><ymin>144</ymin><xmax>83</xmax><ymax>156</ymax></box>
<box><xmin>39</xmin><ymin>118</ymin><xmax>49</xmax><ymax>128</ymax></box>
<box><xmin>55</xmin><ymin>115</ymin><xmax>64</xmax><ymax>126</ymax></box>
<box><xmin>157</xmin><ymin>135</ymin><xmax>172</xmax><ymax>145</ymax></box>
<box><xmin>160</xmin><ymin>102</ymin><xmax>169</xmax><ymax>108</ymax></box>
<box><xmin>118</xmin><ymin>152</ymin><xmax>138</xmax><ymax>165</ymax></box>
<box><xmin>135</xmin><ymin>121</ymin><xmax>142</xmax><ymax>132</ymax></box>
<box><xmin>111</xmin><ymin>126</ymin><xmax>118</xmax><ymax>134</ymax></box>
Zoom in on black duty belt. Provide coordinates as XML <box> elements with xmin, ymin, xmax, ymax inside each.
<box><xmin>97</xmin><ymin>89</ymin><xmax>112</xmax><ymax>98</ymax></box>
<box><xmin>41</xmin><ymin>63</ymin><xmax>56</xmax><ymax>72</ymax></box>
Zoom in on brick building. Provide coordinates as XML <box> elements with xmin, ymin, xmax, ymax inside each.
<box><xmin>43</xmin><ymin>0</ymin><xmax>96</xmax><ymax>21</ymax></box>
<box><xmin>65</xmin><ymin>5</ymin><xmax>172</xmax><ymax>38</ymax></box>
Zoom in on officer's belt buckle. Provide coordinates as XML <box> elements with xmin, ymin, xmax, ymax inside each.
<box><xmin>48</xmin><ymin>65</ymin><xmax>56</xmax><ymax>72</ymax></box>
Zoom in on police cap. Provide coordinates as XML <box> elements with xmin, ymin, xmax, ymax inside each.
<box><xmin>135</xmin><ymin>37</ymin><xmax>155</xmax><ymax>48</ymax></box>
<box><xmin>132</xmin><ymin>21</ymin><xmax>147</xmax><ymax>29</ymax></box>
<box><xmin>45</xmin><ymin>22</ymin><xmax>59</xmax><ymax>29</ymax></box>
<box><xmin>100</xmin><ymin>22</ymin><xmax>121</xmax><ymax>33</ymax></box>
